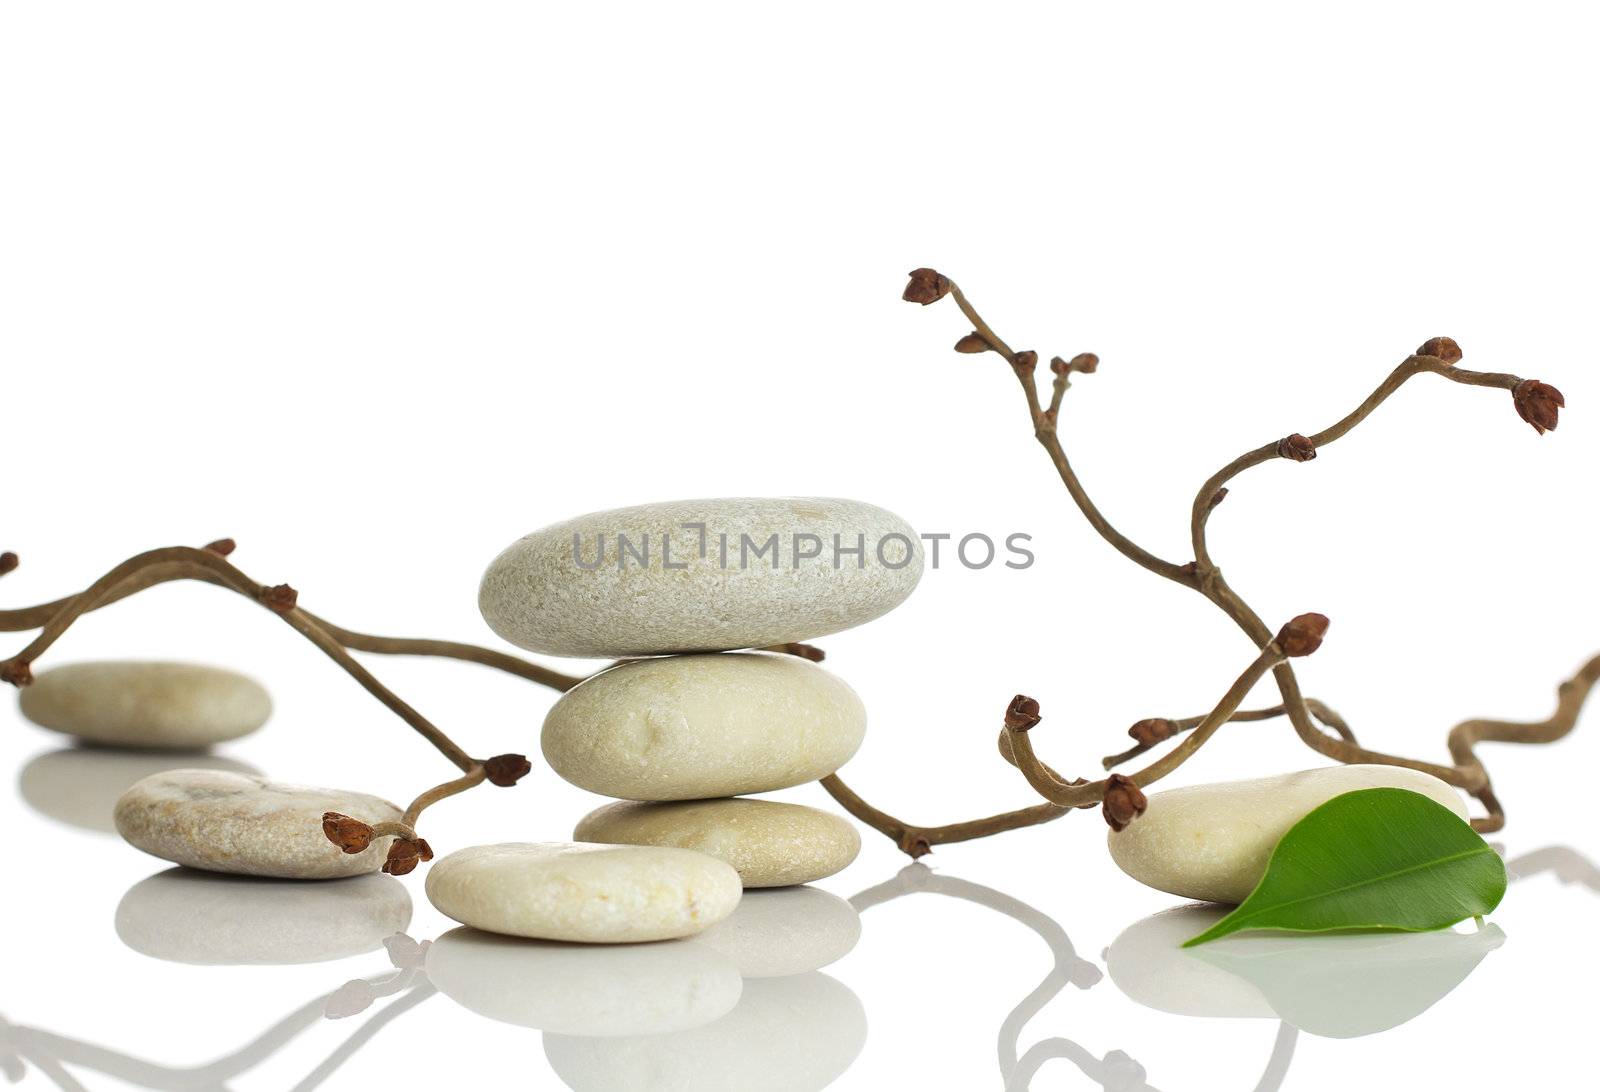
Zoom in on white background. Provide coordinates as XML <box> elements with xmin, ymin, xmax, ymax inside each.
<box><xmin>2</xmin><ymin>3</ymin><xmax>1597</xmax><ymax>1089</ymax></box>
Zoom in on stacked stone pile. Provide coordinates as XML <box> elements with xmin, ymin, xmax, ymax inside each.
<box><xmin>428</xmin><ymin>497</ymin><xmax>922</xmax><ymax>942</ymax></box>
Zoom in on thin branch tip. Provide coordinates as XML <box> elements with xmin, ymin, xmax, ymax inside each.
<box><xmin>483</xmin><ymin>753</ymin><xmax>533</xmax><ymax>787</ymax></box>
<box><xmin>1416</xmin><ymin>336</ymin><xmax>1463</xmax><ymax>364</ymax></box>
<box><xmin>1513</xmin><ymin>379</ymin><xmax>1564</xmax><ymax>434</ymax></box>
<box><xmin>1276</xmin><ymin>614</ymin><xmax>1330</xmax><ymax>657</ymax></box>
<box><xmin>902</xmin><ymin>268</ymin><xmax>951</xmax><ymax>305</ymax></box>
<box><xmin>1005</xmin><ymin>694</ymin><xmax>1042</xmax><ymax>732</ymax></box>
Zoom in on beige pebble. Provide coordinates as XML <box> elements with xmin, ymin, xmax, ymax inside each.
<box><xmin>544</xmin><ymin>653</ymin><xmax>865</xmax><ymax>801</ymax></box>
<box><xmin>478</xmin><ymin>496</ymin><xmax>922</xmax><ymax>657</ymax></box>
<box><xmin>425</xmin><ymin>842</ymin><xmax>743</xmax><ymax>943</ymax></box>
<box><xmin>114</xmin><ymin>769</ymin><xmax>400</xmax><ymax>879</ymax></box>
<box><xmin>575</xmin><ymin>798</ymin><xmax>860</xmax><ymax>888</ymax></box>
<box><xmin>1108</xmin><ymin>765</ymin><xmax>1468</xmax><ymax>904</ymax></box>
<box><xmin>19</xmin><ymin>661</ymin><xmax>271</xmax><ymax>749</ymax></box>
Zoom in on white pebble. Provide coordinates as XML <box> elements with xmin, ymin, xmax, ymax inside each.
<box><xmin>544</xmin><ymin>653</ymin><xmax>865</xmax><ymax>801</ymax></box>
<box><xmin>1108</xmin><ymin>765</ymin><xmax>1468</xmax><ymax>904</ymax></box>
<box><xmin>114</xmin><ymin>770</ymin><xmax>400</xmax><ymax>879</ymax></box>
<box><xmin>20</xmin><ymin>661</ymin><xmax>271</xmax><ymax>748</ymax></box>
<box><xmin>574</xmin><ymin>798</ymin><xmax>861</xmax><ymax>887</ymax></box>
<box><xmin>479</xmin><ymin>497</ymin><xmax>922</xmax><ymax>657</ymax></box>
<box><xmin>425</xmin><ymin>842</ymin><xmax>743</xmax><ymax>943</ymax></box>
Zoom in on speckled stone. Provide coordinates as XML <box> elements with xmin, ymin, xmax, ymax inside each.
<box><xmin>19</xmin><ymin>661</ymin><xmax>271</xmax><ymax>749</ymax></box>
<box><xmin>544</xmin><ymin>973</ymin><xmax>867</xmax><ymax>1092</ymax></box>
<box><xmin>427</xmin><ymin>927</ymin><xmax>742</xmax><ymax>1036</ymax></box>
<box><xmin>544</xmin><ymin>653</ymin><xmax>866</xmax><ymax>801</ymax></box>
<box><xmin>697</xmin><ymin>886</ymin><xmax>862</xmax><ymax>977</ymax></box>
<box><xmin>114</xmin><ymin>770</ymin><xmax>401</xmax><ymax>879</ymax></box>
<box><xmin>1108</xmin><ymin>765</ymin><xmax>1468</xmax><ymax>904</ymax></box>
<box><xmin>478</xmin><ymin>497</ymin><xmax>923</xmax><ymax>657</ymax></box>
<box><xmin>115</xmin><ymin>869</ymin><xmax>412</xmax><ymax>965</ymax></box>
<box><xmin>425</xmin><ymin>842</ymin><xmax>743</xmax><ymax>943</ymax></box>
<box><xmin>575</xmin><ymin>798</ymin><xmax>860</xmax><ymax>888</ymax></box>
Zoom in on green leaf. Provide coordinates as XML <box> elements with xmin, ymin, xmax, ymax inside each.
<box><xmin>1182</xmin><ymin>787</ymin><xmax>1506</xmax><ymax>947</ymax></box>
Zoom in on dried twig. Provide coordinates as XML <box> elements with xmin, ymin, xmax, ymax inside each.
<box><xmin>0</xmin><ymin>542</ymin><xmax>544</xmax><ymax>857</ymax></box>
<box><xmin>820</xmin><ymin>269</ymin><xmax>1590</xmax><ymax>854</ymax></box>
<box><xmin>2</xmin><ymin>274</ymin><xmax>1589</xmax><ymax>865</ymax></box>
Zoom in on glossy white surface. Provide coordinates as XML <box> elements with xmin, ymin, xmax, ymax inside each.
<box><xmin>4</xmin><ymin>2</ymin><xmax>1597</xmax><ymax>1088</ymax></box>
<box><xmin>3</xmin><ymin>716</ymin><xmax>1596</xmax><ymax>1089</ymax></box>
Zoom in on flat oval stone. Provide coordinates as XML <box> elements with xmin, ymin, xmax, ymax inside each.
<box><xmin>479</xmin><ymin>497</ymin><xmax>923</xmax><ymax>657</ymax></box>
<box><xmin>1108</xmin><ymin>765</ymin><xmax>1469</xmax><ymax>904</ymax></box>
<box><xmin>425</xmin><ymin>842</ymin><xmax>743</xmax><ymax>943</ymax></box>
<box><xmin>115</xmin><ymin>869</ymin><xmax>412</xmax><ymax>965</ymax></box>
<box><xmin>19</xmin><ymin>661</ymin><xmax>271</xmax><ymax>749</ymax></box>
<box><xmin>696</xmin><ymin>886</ymin><xmax>862</xmax><ymax>977</ymax></box>
<box><xmin>544</xmin><ymin>653</ymin><xmax>866</xmax><ymax>801</ymax></box>
<box><xmin>427</xmin><ymin>927</ymin><xmax>742</xmax><ymax>1036</ymax></box>
<box><xmin>575</xmin><ymin>799</ymin><xmax>861</xmax><ymax>887</ymax></box>
<box><xmin>114</xmin><ymin>770</ymin><xmax>401</xmax><ymax>879</ymax></box>
<box><xmin>544</xmin><ymin>973</ymin><xmax>867</xmax><ymax>1092</ymax></box>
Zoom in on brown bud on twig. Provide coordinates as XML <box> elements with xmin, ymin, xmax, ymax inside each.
<box><xmin>382</xmin><ymin>837</ymin><xmax>434</xmax><ymax>876</ymax></box>
<box><xmin>260</xmin><ymin>583</ymin><xmax>299</xmax><ymax>613</ymax></box>
<box><xmin>1012</xmin><ymin>350</ymin><xmax>1039</xmax><ymax>372</ymax></box>
<box><xmin>954</xmin><ymin>332</ymin><xmax>990</xmax><ymax>354</ymax></box>
<box><xmin>1513</xmin><ymin>379</ymin><xmax>1564</xmax><ymax>435</ymax></box>
<box><xmin>0</xmin><ymin>659</ymin><xmax>33</xmax><ymax>688</ymax></box>
<box><xmin>1416</xmin><ymin>336</ymin><xmax>1463</xmax><ymax>364</ymax></box>
<box><xmin>1050</xmin><ymin>353</ymin><xmax>1100</xmax><ymax>376</ymax></box>
<box><xmin>1005</xmin><ymin>694</ymin><xmax>1042</xmax><ymax>732</ymax></box>
<box><xmin>1102</xmin><ymin>773</ymin><xmax>1148</xmax><ymax>832</ymax></box>
<box><xmin>903</xmin><ymin>268</ymin><xmax>951</xmax><ymax>306</ymax></box>
<box><xmin>1128</xmin><ymin>717</ymin><xmax>1178</xmax><ymax>747</ymax></box>
<box><xmin>483</xmin><ymin>753</ymin><xmax>533</xmax><ymax>787</ymax></box>
<box><xmin>322</xmin><ymin>812</ymin><xmax>375</xmax><ymax>854</ymax></box>
<box><xmin>203</xmin><ymin>538</ymin><xmax>236</xmax><ymax>557</ymax></box>
<box><xmin>900</xmin><ymin>832</ymin><xmax>933</xmax><ymax>859</ymax></box>
<box><xmin>1276</xmin><ymin>613</ymin><xmax>1330</xmax><ymax>657</ymax></box>
<box><xmin>0</xmin><ymin>551</ymin><xmax>18</xmax><ymax>576</ymax></box>
<box><xmin>1277</xmin><ymin>433</ymin><xmax>1317</xmax><ymax>462</ymax></box>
